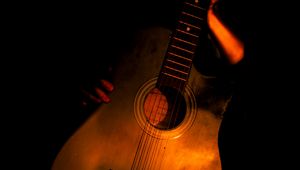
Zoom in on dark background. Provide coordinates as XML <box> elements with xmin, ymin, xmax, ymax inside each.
<box><xmin>5</xmin><ymin>0</ymin><xmax>291</xmax><ymax>169</ymax></box>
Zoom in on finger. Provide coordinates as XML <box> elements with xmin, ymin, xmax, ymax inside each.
<box><xmin>100</xmin><ymin>79</ymin><xmax>114</xmax><ymax>92</ymax></box>
<box><xmin>81</xmin><ymin>89</ymin><xmax>102</xmax><ymax>103</ymax></box>
<box><xmin>95</xmin><ymin>87</ymin><xmax>111</xmax><ymax>103</ymax></box>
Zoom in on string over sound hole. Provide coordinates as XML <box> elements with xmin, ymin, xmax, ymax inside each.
<box><xmin>143</xmin><ymin>87</ymin><xmax>186</xmax><ymax>130</ymax></box>
<box><xmin>144</xmin><ymin>88</ymin><xmax>168</xmax><ymax>126</ymax></box>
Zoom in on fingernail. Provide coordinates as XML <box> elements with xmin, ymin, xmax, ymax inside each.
<box><xmin>101</xmin><ymin>79</ymin><xmax>114</xmax><ymax>91</ymax></box>
<box><xmin>103</xmin><ymin>96</ymin><xmax>111</xmax><ymax>103</ymax></box>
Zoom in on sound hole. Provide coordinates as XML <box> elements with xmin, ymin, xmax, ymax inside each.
<box><xmin>143</xmin><ymin>87</ymin><xmax>186</xmax><ymax>130</ymax></box>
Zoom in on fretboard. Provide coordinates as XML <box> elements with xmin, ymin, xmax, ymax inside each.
<box><xmin>157</xmin><ymin>0</ymin><xmax>208</xmax><ymax>91</ymax></box>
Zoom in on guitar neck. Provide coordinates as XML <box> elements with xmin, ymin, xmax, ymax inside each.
<box><xmin>157</xmin><ymin>0</ymin><xmax>208</xmax><ymax>91</ymax></box>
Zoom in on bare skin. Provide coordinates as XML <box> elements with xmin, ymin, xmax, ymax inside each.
<box><xmin>207</xmin><ymin>0</ymin><xmax>244</xmax><ymax>65</ymax></box>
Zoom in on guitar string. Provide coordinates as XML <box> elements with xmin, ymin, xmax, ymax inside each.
<box><xmin>146</xmin><ymin>1</ymin><xmax>205</xmax><ymax>168</ymax></box>
<box><xmin>139</xmin><ymin>87</ymin><xmax>165</xmax><ymax>169</ymax></box>
<box><xmin>135</xmin><ymin>75</ymin><xmax>172</xmax><ymax>169</ymax></box>
<box><xmin>131</xmin><ymin>79</ymin><xmax>166</xmax><ymax>169</ymax></box>
<box><xmin>166</xmin><ymin>0</ymin><xmax>206</xmax><ymax>132</ymax></box>
<box><xmin>137</xmin><ymin>28</ymin><xmax>186</xmax><ymax>168</ymax></box>
<box><xmin>145</xmin><ymin>74</ymin><xmax>172</xmax><ymax>169</ymax></box>
<box><xmin>132</xmin><ymin>0</ymin><xmax>205</xmax><ymax>168</ymax></box>
<box><xmin>138</xmin><ymin>42</ymin><xmax>176</xmax><ymax>168</ymax></box>
<box><xmin>146</xmin><ymin>29</ymin><xmax>187</xmax><ymax>169</ymax></box>
<box><xmin>157</xmin><ymin>1</ymin><xmax>207</xmax><ymax>169</ymax></box>
<box><xmin>142</xmin><ymin>86</ymin><xmax>166</xmax><ymax>169</ymax></box>
<box><xmin>142</xmin><ymin>19</ymin><xmax>189</xmax><ymax>168</ymax></box>
<box><xmin>144</xmin><ymin>13</ymin><xmax>198</xmax><ymax>167</ymax></box>
<box><xmin>131</xmin><ymin>88</ymin><xmax>164</xmax><ymax>169</ymax></box>
<box><xmin>146</xmin><ymin>28</ymin><xmax>187</xmax><ymax>170</ymax></box>
<box><xmin>138</xmin><ymin>19</ymin><xmax>180</xmax><ymax>169</ymax></box>
<box><xmin>146</xmin><ymin>2</ymin><xmax>194</xmax><ymax>168</ymax></box>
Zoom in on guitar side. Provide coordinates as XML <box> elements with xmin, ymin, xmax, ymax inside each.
<box><xmin>52</xmin><ymin>27</ymin><xmax>228</xmax><ymax>170</ymax></box>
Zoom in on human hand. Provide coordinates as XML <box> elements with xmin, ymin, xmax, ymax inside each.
<box><xmin>80</xmin><ymin>79</ymin><xmax>114</xmax><ymax>108</ymax></box>
<box><xmin>79</xmin><ymin>64</ymin><xmax>115</xmax><ymax>111</ymax></box>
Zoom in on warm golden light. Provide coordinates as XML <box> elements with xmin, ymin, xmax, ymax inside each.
<box><xmin>144</xmin><ymin>88</ymin><xmax>168</xmax><ymax>126</ymax></box>
<box><xmin>208</xmin><ymin>8</ymin><xmax>244</xmax><ymax>65</ymax></box>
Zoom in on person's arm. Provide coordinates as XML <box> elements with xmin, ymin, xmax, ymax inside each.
<box><xmin>207</xmin><ymin>0</ymin><xmax>244</xmax><ymax>65</ymax></box>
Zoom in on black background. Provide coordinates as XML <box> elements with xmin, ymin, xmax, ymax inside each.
<box><xmin>4</xmin><ymin>0</ymin><xmax>295</xmax><ymax>169</ymax></box>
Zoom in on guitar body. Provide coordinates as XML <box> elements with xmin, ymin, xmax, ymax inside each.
<box><xmin>52</xmin><ymin>27</ymin><xmax>231</xmax><ymax>170</ymax></box>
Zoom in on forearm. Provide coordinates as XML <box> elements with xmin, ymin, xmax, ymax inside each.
<box><xmin>207</xmin><ymin>4</ymin><xmax>244</xmax><ymax>65</ymax></box>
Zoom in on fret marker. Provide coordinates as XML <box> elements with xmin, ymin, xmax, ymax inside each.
<box><xmin>186</xmin><ymin>27</ymin><xmax>190</xmax><ymax>32</ymax></box>
<box><xmin>195</xmin><ymin>0</ymin><xmax>198</xmax><ymax>4</ymax></box>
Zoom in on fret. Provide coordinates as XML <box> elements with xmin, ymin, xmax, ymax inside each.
<box><xmin>156</xmin><ymin>0</ymin><xmax>208</xmax><ymax>90</ymax></box>
<box><xmin>166</xmin><ymin>59</ymin><xmax>190</xmax><ymax>68</ymax></box>
<box><xmin>174</xmin><ymin>29</ymin><xmax>199</xmax><ymax>45</ymax></box>
<box><xmin>157</xmin><ymin>75</ymin><xmax>186</xmax><ymax>91</ymax></box>
<box><xmin>182</xmin><ymin>12</ymin><xmax>203</xmax><ymax>21</ymax></box>
<box><xmin>164</xmin><ymin>60</ymin><xmax>190</xmax><ymax>77</ymax></box>
<box><xmin>179</xmin><ymin>13</ymin><xmax>204</xmax><ymax>28</ymax></box>
<box><xmin>157</xmin><ymin>74</ymin><xmax>186</xmax><ymax>91</ymax></box>
<box><xmin>182</xmin><ymin>2</ymin><xmax>207</xmax><ymax>19</ymax></box>
<box><xmin>168</xmin><ymin>48</ymin><xmax>193</xmax><ymax>61</ymax></box>
<box><xmin>167</xmin><ymin>52</ymin><xmax>192</xmax><ymax>62</ymax></box>
<box><xmin>171</xmin><ymin>37</ymin><xmax>197</xmax><ymax>53</ymax></box>
<box><xmin>170</xmin><ymin>45</ymin><xmax>194</xmax><ymax>54</ymax></box>
<box><xmin>184</xmin><ymin>2</ymin><xmax>205</xmax><ymax>11</ymax></box>
<box><xmin>173</xmin><ymin>37</ymin><xmax>197</xmax><ymax>46</ymax></box>
<box><xmin>185</xmin><ymin>0</ymin><xmax>201</xmax><ymax>4</ymax></box>
<box><xmin>162</xmin><ymin>69</ymin><xmax>187</xmax><ymax>81</ymax></box>
<box><xmin>178</xmin><ymin>20</ymin><xmax>201</xmax><ymax>30</ymax></box>
<box><xmin>162</xmin><ymin>66</ymin><xmax>187</xmax><ymax>79</ymax></box>
<box><xmin>185</xmin><ymin>0</ymin><xmax>209</xmax><ymax>9</ymax></box>
<box><xmin>164</xmin><ymin>66</ymin><xmax>189</xmax><ymax>75</ymax></box>
<box><xmin>176</xmin><ymin>29</ymin><xmax>198</xmax><ymax>38</ymax></box>
<box><xmin>166</xmin><ymin>53</ymin><xmax>192</xmax><ymax>70</ymax></box>
<box><xmin>162</xmin><ymin>72</ymin><xmax>187</xmax><ymax>82</ymax></box>
<box><xmin>177</xmin><ymin>21</ymin><xmax>201</xmax><ymax>36</ymax></box>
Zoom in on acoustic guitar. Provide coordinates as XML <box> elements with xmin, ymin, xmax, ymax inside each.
<box><xmin>52</xmin><ymin>0</ymin><xmax>232</xmax><ymax>169</ymax></box>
